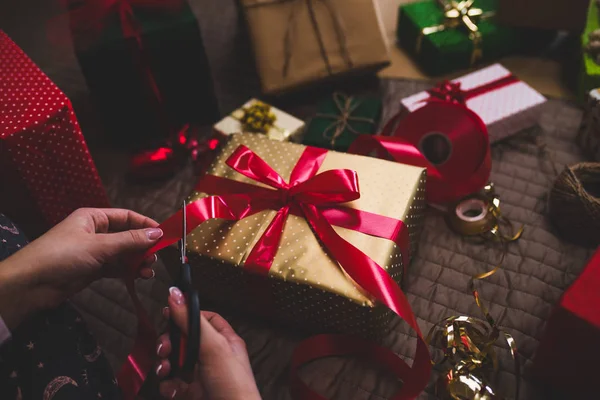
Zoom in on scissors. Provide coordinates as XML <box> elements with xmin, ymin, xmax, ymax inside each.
<box><xmin>168</xmin><ymin>202</ymin><xmax>200</xmax><ymax>383</ymax></box>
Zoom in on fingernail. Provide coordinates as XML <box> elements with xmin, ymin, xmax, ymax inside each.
<box><xmin>150</xmin><ymin>269</ymin><xmax>156</xmax><ymax>279</ymax></box>
<box><xmin>171</xmin><ymin>389</ymin><xmax>177</xmax><ymax>399</ymax></box>
<box><xmin>156</xmin><ymin>343</ymin><xmax>163</xmax><ymax>356</ymax></box>
<box><xmin>169</xmin><ymin>287</ymin><xmax>184</xmax><ymax>305</ymax></box>
<box><xmin>146</xmin><ymin>228</ymin><xmax>163</xmax><ymax>241</ymax></box>
<box><xmin>156</xmin><ymin>364</ymin><xmax>162</xmax><ymax>375</ymax></box>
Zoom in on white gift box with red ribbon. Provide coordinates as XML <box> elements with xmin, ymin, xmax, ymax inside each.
<box><xmin>401</xmin><ymin>64</ymin><xmax>547</xmax><ymax>143</ymax></box>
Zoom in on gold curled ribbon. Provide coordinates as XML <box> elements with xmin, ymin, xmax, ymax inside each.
<box><xmin>232</xmin><ymin>101</ymin><xmax>290</xmax><ymax>141</ymax></box>
<box><xmin>244</xmin><ymin>0</ymin><xmax>353</xmax><ymax>79</ymax></box>
<box><xmin>446</xmin><ymin>183</ymin><xmax>524</xmax><ymax>243</ymax></box>
<box><xmin>314</xmin><ymin>92</ymin><xmax>377</xmax><ymax>147</ymax></box>
<box><xmin>426</xmin><ymin>245</ymin><xmax>519</xmax><ymax>400</ymax></box>
<box><xmin>416</xmin><ymin>0</ymin><xmax>495</xmax><ymax>66</ymax></box>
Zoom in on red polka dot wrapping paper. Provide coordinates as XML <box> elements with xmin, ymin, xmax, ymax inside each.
<box><xmin>0</xmin><ymin>30</ymin><xmax>110</xmax><ymax>237</ymax></box>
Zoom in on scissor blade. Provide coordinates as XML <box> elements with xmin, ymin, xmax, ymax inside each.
<box><xmin>181</xmin><ymin>201</ymin><xmax>187</xmax><ymax>264</ymax></box>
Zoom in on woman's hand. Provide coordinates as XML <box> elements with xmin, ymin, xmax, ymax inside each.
<box><xmin>0</xmin><ymin>208</ymin><xmax>163</xmax><ymax>329</ymax></box>
<box><xmin>155</xmin><ymin>288</ymin><xmax>261</xmax><ymax>400</ymax></box>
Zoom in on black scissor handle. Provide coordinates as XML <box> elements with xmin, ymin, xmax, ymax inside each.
<box><xmin>168</xmin><ymin>264</ymin><xmax>200</xmax><ymax>383</ymax></box>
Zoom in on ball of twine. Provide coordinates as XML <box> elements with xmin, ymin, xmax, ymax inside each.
<box><xmin>549</xmin><ymin>162</ymin><xmax>600</xmax><ymax>247</ymax></box>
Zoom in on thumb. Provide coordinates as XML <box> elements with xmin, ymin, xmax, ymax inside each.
<box><xmin>168</xmin><ymin>288</ymin><xmax>230</xmax><ymax>360</ymax></box>
<box><xmin>101</xmin><ymin>227</ymin><xmax>163</xmax><ymax>256</ymax></box>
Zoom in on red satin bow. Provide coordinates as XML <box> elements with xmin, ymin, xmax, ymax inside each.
<box><xmin>427</xmin><ymin>80</ymin><xmax>467</xmax><ymax>104</ymax></box>
<box><xmin>426</xmin><ymin>74</ymin><xmax>519</xmax><ymax>106</ymax></box>
<box><xmin>136</xmin><ymin>144</ymin><xmax>432</xmax><ymax>400</ymax></box>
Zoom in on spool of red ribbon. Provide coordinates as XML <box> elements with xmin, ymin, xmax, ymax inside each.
<box><xmin>349</xmin><ymin>101</ymin><xmax>491</xmax><ymax>204</ymax></box>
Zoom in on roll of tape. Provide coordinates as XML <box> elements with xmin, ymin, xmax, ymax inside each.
<box><xmin>447</xmin><ymin>194</ymin><xmax>496</xmax><ymax>236</ymax></box>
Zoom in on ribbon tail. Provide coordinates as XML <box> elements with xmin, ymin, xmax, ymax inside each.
<box><xmin>117</xmin><ymin>280</ymin><xmax>157</xmax><ymax>399</ymax></box>
<box><xmin>293</xmin><ymin>204</ymin><xmax>431</xmax><ymax>399</ymax></box>
<box><xmin>245</xmin><ymin>206</ymin><xmax>290</xmax><ymax>275</ymax></box>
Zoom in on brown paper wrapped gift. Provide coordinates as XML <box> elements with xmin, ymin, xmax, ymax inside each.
<box><xmin>240</xmin><ymin>0</ymin><xmax>391</xmax><ymax>95</ymax></box>
<box><xmin>166</xmin><ymin>133</ymin><xmax>426</xmax><ymax>337</ymax></box>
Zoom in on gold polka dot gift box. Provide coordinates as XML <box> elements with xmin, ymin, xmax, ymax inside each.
<box><xmin>0</xmin><ymin>31</ymin><xmax>109</xmax><ymax>238</ymax></box>
<box><xmin>165</xmin><ymin>133</ymin><xmax>427</xmax><ymax>337</ymax></box>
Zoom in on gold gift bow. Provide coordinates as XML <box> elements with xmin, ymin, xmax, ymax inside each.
<box><xmin>426</xmin><ymin>246</ymin><xmax>519</xmax><ymax>400</ymax></box>
<box><xmin>314</xmin><ymin>92</ymin><xmax>377</xmax><ymax>147</ymax></box>
<box><xmin>231</xmin><ymin>101</ymin><xmax>290</xmax><ymax>140</ymax></box>
<box><xmin>416</xmin><ymin>0</ymin><xmax>496</xmax><ymax>66</ymax></box>
<box><xmin>447</xmin><ymin>183</ymin><xmax>524</xmax><ymax>243</ymax></box>
<box><xmin>244</xmin><ymin>0</ymin><xmax>353</xmax><ymax>78</ymax></box>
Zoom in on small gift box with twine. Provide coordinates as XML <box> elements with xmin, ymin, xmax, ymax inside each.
<box><xmin>302</xmin><ymin>93</ymin><xmax>382</xmax><ymax>152</ymax></box>
<box><xmin>397</xmin><ymin>0</ymin><xmax>526</xmax><ymax>76</ymax></box>
<box><xmin>213</xmin><ymin>99</ymin><xmax>305</xmax><ymax>142</ymax></box>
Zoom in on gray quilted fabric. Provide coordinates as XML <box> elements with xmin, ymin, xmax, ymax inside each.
<box><xmin>1</xmin><ymin>0</ymin><xmax>597</xmax><ymax>398</ymax></box>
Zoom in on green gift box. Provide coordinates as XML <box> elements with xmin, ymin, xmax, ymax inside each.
<box><xmin>397</xmin><ymin>0</ymin><xmax>525</xmax><ymax>76</ymax></box>
<box><xmin>302</xmin><ymin>93</ymin><xmax>382</xmax><ymax>152</ymax></box>
<box><xmin>579</xmin><ymin>0</ymin><xmax>600</xmax><ymax>101</ymax></box>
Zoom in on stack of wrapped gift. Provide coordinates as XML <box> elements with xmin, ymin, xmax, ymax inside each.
<box><xmin>68</xmin><ymin>0</ymin><xmax>219</xmax><ymax>149</ymax></box>
<box><xmin>0</xmin><ymin>31</ymin><xmax>109</xmax><ymax>237</ymax></box>
<box><xmin>166</xmin><ymin>133</ymin><xmax>427</xmax><ymax>336</ymax></box>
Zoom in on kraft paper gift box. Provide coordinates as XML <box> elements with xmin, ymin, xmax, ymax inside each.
<box><xmin>169</xmin><ymin>133</ymin><xmax>427</xmax><ymax>336</ymax></box>
<box><xmin>213</xmin><ymin>99</ymin><xmax>305</xmax><ymax>142</ymax></box>
<box><xmin>240</xmin><ymin>0</ymin><xmax>390</xmax><ymax>95</ymax></box>
<box><xmin>400</xmin><ymin>64</ymin><xmax>547</xmax><ymax>143</ymax></box>
<box><xmin>0</xmin><ymin>31</ymin><xmax>110</xmax><ymax>238</ymax></box>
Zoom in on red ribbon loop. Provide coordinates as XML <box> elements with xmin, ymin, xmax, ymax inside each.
<box><xmin>427</xmin><ymin>80</ymin><xmax>467</xmax><ymax>104</ymax></box>
<box><xmin>426</xmin><ymin>74</ymin><xmax>520</xmax><ymax>106</ymax></box>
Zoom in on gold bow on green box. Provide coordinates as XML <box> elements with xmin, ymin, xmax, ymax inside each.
<box><xmin>417</xmin><ymin>0</ymin><xmax>495</xmax><ymax>66</ymax></box>
<box><xmin>397</xmin><ymin>0</ymin><xmax>521</xmax><ymax>76</ymax></box>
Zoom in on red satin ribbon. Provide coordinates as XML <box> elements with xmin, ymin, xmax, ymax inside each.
<box><xmin>426</xmin><ymin>74</ymin><xmax>519</xmax><ymax>105</ymax></box>
<box><xmin>136</xmin><ymin>144</ymin><xmax>431</xmax><ymax>399</ymax></box>
<box><xmin>350</xmin><ymin>102</ymin><xmax>491</xmax><ymax>204</ymax></box>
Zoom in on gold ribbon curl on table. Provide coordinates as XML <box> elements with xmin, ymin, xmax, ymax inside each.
<box><xmin>446</xmin><ymin>183</ymin><xmax>524</xmax><ymax>243</ymax></box>
<box><xmin>416</xmin><ymin>0</ymin><xmax>496</xmax><ymax>66</ymax></box>
<box><xmin>314</xmin><ymin>92</ymin><xmax>377</xmax><ymax>147</ymax></box>
<box><xmin>426</xmin><ymin>249</ymin><xmax>519</xmax><ymax>400</ymax></box>
<box><xmin>244</xmin><ymin>0</ymin><xmax>353</xmax><ymax>78</ymax></box>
